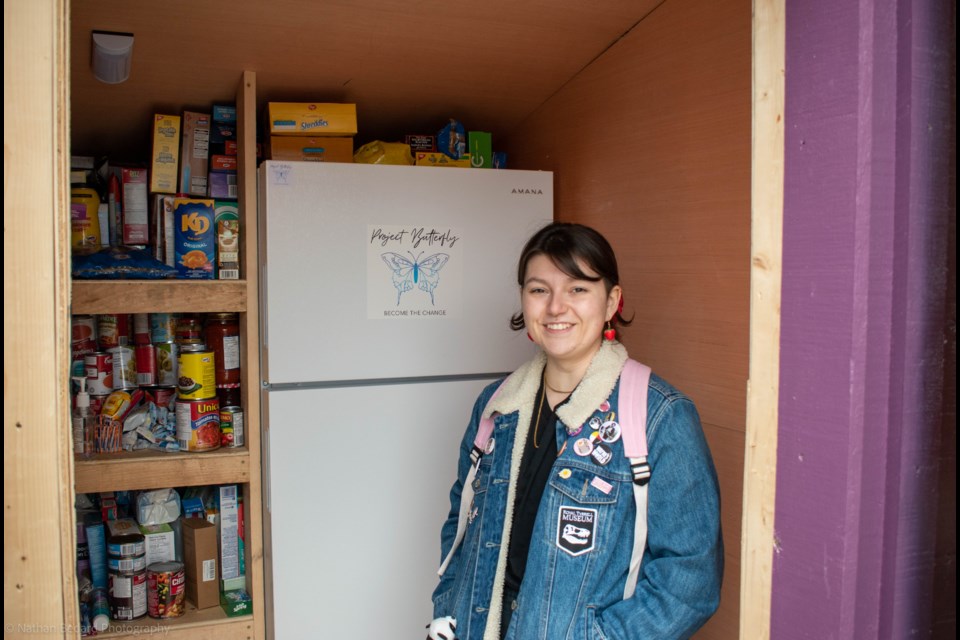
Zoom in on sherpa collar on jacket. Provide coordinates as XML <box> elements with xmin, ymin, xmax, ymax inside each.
<box><xmin>483</xmin><ymin>340</ymin><xmax>629</xmax><ymax>434</ymax></box>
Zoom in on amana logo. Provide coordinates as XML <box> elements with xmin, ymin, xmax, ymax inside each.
<box><xmin>511</xmin><ymin>188</ymin><xmax>544</xmax><ymax>195</ymax></box>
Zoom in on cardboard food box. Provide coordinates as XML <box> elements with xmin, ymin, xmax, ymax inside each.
<box><xmin>268</xmin><ymin>136</ymin><xmax>354</xmax><ymax>163</ymax></box>
<box><xmin>415</xmin><ymin>152</ymin><xmax>472</xmax><ymax>168</ymax></box>
<box><xmin>468</xmin><ymin>132</ymin><xmax>493</xmax><ymax>168</ymax></box>
<box><xmin>266</xmin><ymin>102</ymin><xmax>357</xmax><ymax>137</ymax></box>
<box><xmin>150</xmin><ymin>114</ymin><xmax>181</xmax><ymax>194</ymax></box>
<box><xmin>173</xmin><ymin>197</ymin><xmax>216</xmax><ymax>279</ymax></box>
<box><xmin>218</xmin><ymin>485</ymin><xmax>240</xmax><ymax>584</ymax></box>
<box><xmin>220</xmin><ymin>589</ymin><xmax>252</xmax><ymax>617</ymax></box>
<box><xmin>214</xmin><ymin>201</ymin><xmax>240</xmax><ymax>280</ymax></box>
<box><xmin>181</xmin><ymin>518</ymin><xmax>218</xmax><ymax>609</ymax></box>
<box><xmin>139</xmin><ymin>523</ymin><xmax>176</xmax><ymax>566</ymax></box>
<box><xmin>121</xmin><ymin>167</ymin><xmax>149</xmax><ymax>246</ymax></box>
<box><xmin>179</xmin><ymin>112</ymin><xmax>211</xmax><ymax>197</ymax></box>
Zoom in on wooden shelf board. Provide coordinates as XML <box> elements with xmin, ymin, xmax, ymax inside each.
<box><xmin>95</xmin><ymin>604</ymin><xmax>254</xmax><ymax>639</ymax></box>
<box><xmin>74</xmin><ymin>448</ymin><xmax>251</xmax><ymax>493</ymax></box>
<box><xmin>71</xmin><ymin>280</ymin><xmax>248</xmax><ymax>314</ymax></box>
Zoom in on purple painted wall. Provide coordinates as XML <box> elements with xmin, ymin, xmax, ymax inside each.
<box><xmin>773</xmin><ymin>0</ymin><xmax>954</xmax><ymax>638</ymax></box>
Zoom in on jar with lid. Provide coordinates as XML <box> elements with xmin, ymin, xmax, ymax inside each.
<box><xmin>205</xmin><ymin>313</ymin><xmax>241</xmax><ymax>387</ymax></box>
<box><xmin>176</xmin><ymin>317</ymin><xmax>204</xmax><ymax>346</ymax></box>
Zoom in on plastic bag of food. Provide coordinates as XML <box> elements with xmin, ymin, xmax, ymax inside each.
<box><xmin>72</xmin><ymin>247</ymin><xmax>177</xmax><ymax>279</ymax></box>
<box><xmin>137</xmin><ymin>488</ymin><xmax>182</xmax><ymax>525</ymax></box>
<box><xmin>437</xmin><ymin>119</ymin><xmax>467</xmax><ymax>159</ymax></box>
<box><xmin>353</xmin><ymin>140</ymin><xmax>415</xmax><ymax>165</ymax></box>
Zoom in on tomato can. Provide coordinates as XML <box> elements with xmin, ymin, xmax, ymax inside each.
<box><xmin>72</xmin><ymin>315</ymin><xmax>98</xmax><ymax>348</ymax></box>
<box><xmin>176</xmin><ymin>397</ymin><xmax>221</xmax><ymax>452</ymax></box>
<box><xmin>155</xmin><ymin>341</ymin><xmax>179</xmax><ymax>387</ymax></box>
<box><xmin>147</xmin><ymin>562</ymin><xmax>185</xmax><ymax>618</ymax></box>
<box><xmin>85</xmin><ymin>351</ymin><xmax>113</xmax><ymax>395</ymax></box>
<box><xmin>177</xmin><ymin>344</ymin><xmax>216</xmax><ymax>399</ymax></box>
<box><xmin>220</xmin><ymin>406</ymin><xmax>244</xmax><ymax>448</ymax></box>
<box><xmin>98</xmin><ymin>314</ymin><xmax>131</xmax><ymax>350</ymax></box>
<box><xmin>108</xmin><ymin>345</ymin><xmax>137</xmax><ymax>390</ymax></box>
<box><xmin>135</xmin><ymin>343</ymin><xmax>157</xmax><ymax>386</ymax></box>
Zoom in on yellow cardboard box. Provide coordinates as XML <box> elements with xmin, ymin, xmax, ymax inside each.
<box><xmin>151</xmin><ymin>114</ymin><xmax>181</xmax><ymax>194</ymax></box>
<box><xmin>266</xmin><ymin>102</ymin><xmax>357</xmax><ymax>137</ymax></box>
<box><xmin>415</xmin><ymin>152</ymin><xmax>472</xmax><ymax>168</ymax></box>
<box><xmin>268</xmin><ymin>136</ymin><xmax>354</xmax><ymax>163</ymax></box>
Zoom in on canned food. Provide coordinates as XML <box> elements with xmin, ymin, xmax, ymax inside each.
<box><xmin>144</xmin><ymin>386</ymin><xmax>176</xmax><ymax>410</ymax></box>
<box><xmin>150</xmin><ymin>313</ymin><xmax>179</xmax><ymax>344</ymax></box>
<box><xmin>109</xmin><ymin>569</ymin><xmax>147</xmax><ymax>620</ymax></box>
<box><xmin>133</xmin><ymin>314</ymin><xmax>151</xmax><ymax>345</ymax></box>
<box><xmin>177</xmin><ymin>345</ymin><xmax>216</xmax><ymax>399</ymax></box>
<box><xmin>98</xmin><ymin>314</ymin><xmax>131</xmax><ymax>350</ymax></box>
<box><xmin>147</xmin><ymin>562</ymin><xmax>185</xmax><ymax>618</ymax></box>
<box><xmin>108</xmin><ymin>345</ymin><xmax>137</xmax><ymax>390</ymax></box>
<box><xmin>72</xmin><ymin>315</ymin><xmax>97</xmax><ymax>346</ymax></box>
<box><xmin>135</xmin><ymin>343</ymin><xmax>157</xmax><ymax>386</ymax></box>
<box><xmin>220</xmin><ymin>406</ymin><xmax>244</xmax><ymax>448</ymax></box>
<box><xmin>85</xmin><ymin>352</ymin><xmax>113</xmax><ymax>395</ymax></box>
<box><xmin>108</xmin><ymin>553</ymin><xmax>147</xmax><ymax>574</ymax></box>
<box><xmin>176</xmin><ymin>398</ymin><xmax>221</xmax><ymax>452</ymax></box>
<box><xmin>155</xmin><ymin>341</ymin><xmax>179</xmax><ymax>387</ymax></box>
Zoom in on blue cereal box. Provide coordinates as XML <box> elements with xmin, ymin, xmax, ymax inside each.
<box><xmin>174</xmin><ymin>198</ymin><xmax>216</xmax><ymax>279</ymax></box>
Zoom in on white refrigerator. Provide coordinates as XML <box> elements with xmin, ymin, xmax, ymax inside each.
<box><xmin>258</xmin><ymin>161</ymin><xmax>553</xmax><ymax>638</ymax></box>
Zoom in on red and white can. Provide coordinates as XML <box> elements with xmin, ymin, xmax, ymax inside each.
<box><xmin>72</xmin><ymin>316</ymin><xmax>98</xmax><ymax>365</ymax></box>
<box><xmin>133</xmin><ymin>314</ymin><xmax>152</xmax><ymax>345</ymax></box>
<box><xmin>176</xmin><ymin>398</ymin><xmax>221</xmax><ymax>452</ymax></box>
<box><xmin>85</xmin><ymin>351</ymin><xmax>113</xmax><ymax>395</ymax></box>
<box><xmin>135</xmin><ymin>343</ymin><xmax>157</xmax><ymax>386</ymax></box>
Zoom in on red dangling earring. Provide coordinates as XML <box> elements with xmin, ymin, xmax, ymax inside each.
<box><xmin>604</xmin><ymin>322</ymin><xmax>616</xmax><ymax>341</ymax></box>
<box><xmin>527</xmin><ymin>332</ymin><xmax>534</xmax><ymax>342</ymax></box>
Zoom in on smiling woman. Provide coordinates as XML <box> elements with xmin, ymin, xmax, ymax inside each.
<box><xmin>429</xmin><ymin>222</ymin><xmax>723</xmax><ymax>640</ymax></box>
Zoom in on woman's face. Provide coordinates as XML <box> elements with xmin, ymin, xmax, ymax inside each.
<box><xmin>521</xmin><ymin>254</ymin><xmax>621</xmax><ymax>371</ymax></box>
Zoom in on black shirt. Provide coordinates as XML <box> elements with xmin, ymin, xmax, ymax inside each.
<box><xmin>504</xmin><ymin>375</ymin><xmax>569</xmax><ymax>594</ymax></box>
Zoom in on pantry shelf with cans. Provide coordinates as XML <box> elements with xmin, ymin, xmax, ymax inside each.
<box><xmin>66</xmin><ymin>72</ymin><xmax>266</xmax><ymax>638</ymax></box>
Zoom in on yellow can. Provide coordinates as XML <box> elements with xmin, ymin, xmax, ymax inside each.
<box><xmin>177</xmin><ymin>345</ymin><xmax>216</xmax><ymax>399</ymax></box>
<box><xmin>71</xmin><ymin>187</ymin><xmax>102</xmax><ymax>254</ymax></box>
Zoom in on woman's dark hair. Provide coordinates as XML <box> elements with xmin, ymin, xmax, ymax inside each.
<box><xmin>510</xmin><ymin>222</ymin><xmax>632</xmax><ymax>333</ymax></box>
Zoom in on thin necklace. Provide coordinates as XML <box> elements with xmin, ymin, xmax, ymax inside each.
<box><xmin>533</xmin><ymin>382</ymin><xmax>546</xmax><ymax>449</ymax></box>
<box><xmin>544</xmin><ymin>378</ymin><xmax>576</xmax><ymax>395</ymax></box>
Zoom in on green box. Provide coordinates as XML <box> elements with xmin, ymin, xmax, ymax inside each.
<box><xmin>220</xmin><ymin>589</ymin><xmax>252</xmax><ymax>617</ymax></box>
<box><xmin>468</xmin><ymin>132</ymin><xmax>493</xmax><ymax>168</ymax></box>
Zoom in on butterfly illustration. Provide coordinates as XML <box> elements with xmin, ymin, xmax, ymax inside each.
<box><xmin>381</xmin><ymin>251</ymin><xmax>450</xmax><ymax>305</ymax></box>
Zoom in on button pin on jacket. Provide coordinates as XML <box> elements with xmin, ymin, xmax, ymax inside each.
<box><xmin>559</xmin><ymin>468</ymin><xmax>572</xmax><ymax>479</ymax></box>
<box><xmin>573</xmin><ymin>438</ymin><xmax>594</xmax><ymax>456</ymax></box>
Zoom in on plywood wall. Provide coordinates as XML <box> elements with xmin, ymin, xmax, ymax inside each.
<box><xmin>506</xmin><ymin>0</ymin><xmax>751</xmax><ymax>636</ymax></box>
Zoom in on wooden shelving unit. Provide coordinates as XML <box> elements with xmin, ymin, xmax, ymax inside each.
<box><xmin>68</xmin><ymin>72</ymin><xmax>264</xmax><ymax>640</ymax></box>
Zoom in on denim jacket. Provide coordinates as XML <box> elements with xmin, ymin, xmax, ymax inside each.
<box><xmin>432</xmin><ymin>342</ymin><xmax>722</xmax><ymax>640</ymax></box>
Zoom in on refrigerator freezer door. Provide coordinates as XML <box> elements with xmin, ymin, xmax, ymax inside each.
<box><xmin>259</xmin><ymin>162</ymin><xmax>552</xmax><ymax>385</ymax></box>
<box><xmin>263</xmin><ymin>379</ymin><xmax>493</xmax><ymax>638</ymax></box>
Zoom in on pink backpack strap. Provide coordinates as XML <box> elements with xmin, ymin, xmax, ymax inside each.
<box><xmin>619</xmin><ymin>359</ymin><xmax>652</xmax><ymax>480</ymax></box>
<box><xmin>618</xmin><ymin>358</ymin><xmax>653</xmax><ymax>599</ymax></box>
